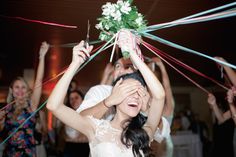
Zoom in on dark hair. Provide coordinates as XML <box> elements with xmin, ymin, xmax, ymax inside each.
<box><xmin>67</xmin><ymin>90</ymin><xmax>84</xmax><ymax>108</ymax></box>
<box><xmin>69</xmin><ymin>90</ymin><xmax>84</xmax><ymax>99</ymax></box>
<box><xmin>113</xmin><ymin>72</ymin><xmax>153</xmax><ymax>157</ymax></box>
<box><xmin>112</xmin><ymin>71</ymin><xmax>146</xmax><ymax>87</ymax></box>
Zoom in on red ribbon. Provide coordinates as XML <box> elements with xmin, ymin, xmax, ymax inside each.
<box><xmin>0</xmin><ymin>15</ymin><xmax>77</xmax><ymax>28</ymax></box>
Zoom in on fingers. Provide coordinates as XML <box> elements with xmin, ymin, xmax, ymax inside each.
<box><xmin>78</xmin><ymin>40</ymin><xmax>85</xmax><ymax>47</ymax></box>
<box><xmin>114</xmin><ymin>78</ymin><xmax>123</xmax><ymax>88</ymax></box>
<box><xmin>137</xmin><ymin>87</ymin><xmax>147</xmax><ymax>97</ymax></box>
<box><xmin>74</xmin><ymin>41</ymin><xmax>93</xmax><ymax>58</ymax></box>
<box><xmin>227</xmin><ymin>89</ymin><xmax>234</xmax><ymax>103</ymax></box>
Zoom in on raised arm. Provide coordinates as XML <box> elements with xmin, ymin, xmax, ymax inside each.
<box><xmin>79</xmin><ymin>99</ymin><xmax>111</xmax><ymax>119</ymax></box>
<box><xmin>46</xmin><ymin>41</ymin><xmax>94</xmax><ymax>138</ymax></box>
<box><xmin>81</xmin><ymin>77</ymin><xmax>142</xmax><ymax>119</ymax></box>
<box><xmin>31</xmin><ymin>42</ymin><xmax>49</xmax><ymax>111</ymax></box>
<box><xmin>100</xmin><ymin>63</ymin><xmax>114</xmax><ymax>85</ymax></box>
<box><xmin>130</xmin><ymin>50</ymin><xmax>165</xmax><ymax>138</ymax></box>
<box><xmin>215</xmin><ymin>57</ymin><xmax>236</xmax><ymax>86</ymax></box>
<box><xmin>117</xmin><ymin>29</ymin><xmax>165</xmax><ymax>138</ymax></box>
<box><xmin>207</xmin><ymin>93</ymin><xmax>231</xmax><ymax>124</ymax></box>
<box><xmin>152</xmin><ymin>57</ymin><xmax>174</xmax><ymax>117</ymax></box>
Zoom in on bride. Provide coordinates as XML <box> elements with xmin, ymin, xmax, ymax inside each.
<box><xmin>46</xmin><ymin>30</ymin><xmax>165</xmax><ymax>157</ymax></box>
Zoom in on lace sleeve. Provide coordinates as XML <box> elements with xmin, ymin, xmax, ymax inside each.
<box><xmin>87</xmin><ymin>115</ymin><xmax>103</xmax><ymax>129</ymax></box>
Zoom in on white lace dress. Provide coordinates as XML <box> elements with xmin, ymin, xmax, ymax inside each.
<box><xmin>88</xmin><ymin>116</ymin><xmax>143</xmax><ymax>157</ymax></box>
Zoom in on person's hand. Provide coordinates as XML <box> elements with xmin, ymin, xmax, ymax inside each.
<box><xmin>72</xmin><ymin>41</ymin><xmax>93</xmax><ymax>65</ymax></box>
<box><xmin>232</xmin><ymin>86</ymin><xmax>236</xmax><ymax>96</ymax></box>
<box><xmin>207</xmin><ymin>93</ymin><xmax>217</xmax><ymax>109</ymax></box>
<box><xmin>152</xmin><ymin>57</ymin><xmax>163</xmax><ymax>67</ymax></box>
<box><xmin>137</xmin><ymin>87</ymin><xmax>150</xmax><ymax>112</ymax></box>
<box><xmin>227</xmin><ymin>88</ymin><xmax>235</xmax><ymax>104</ymax></box>
<box><xmin>214</xmin><ymin>56</ymin><xmax>228</xmax><ymax>66</ymax></box>
<box><xmin>105</xmin><ymin>79</ymin><xmax>142</xmax><ymax>107</ymax></box>
<box><xmin>117</xmin><ymin>29</ymin><xmax>136</xmax><ymax>53</ymax></box>
<box><xmin>104</xmin><ymin>63</ymin><xmax>114</xmax><ymax>76</ymax></box>
<box><xmin>39</xmin><ymin>41</ymin><xmax>50</xmax><ymax>59</ymax></box>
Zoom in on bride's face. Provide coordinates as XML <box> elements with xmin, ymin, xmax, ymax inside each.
<box><xmin>117</xmin><ymin>79</ymin><xmax>145</xmax><ymax>118</ymax></box>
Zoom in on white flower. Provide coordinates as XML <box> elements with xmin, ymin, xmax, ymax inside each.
<box><xmin>100</xmin><ymin>34</ymin><xmax>106</xmax><ymax>41</ymax></box>
<box><xmin>111</xmin><ymin>10</ymin><xmax>122</xmax><ymax>21</ymax></box>
<box><xmin>95</xmin><ymin>23</ymin><xmax>103</xmax><ymax>30</ymax></box>
<box><xmin>120</xmin><ymin>1</ymin><xmax>131</xmax><ymax>14</ymax></box>
<box><xmin>102</xmin><ymin>2</ymin><xmax>116</xmax><ymax>17</ymax></box>
<box><xmin>104</xmin><ymin>24</ymin><xmax>110</xmax><ymax>30</ymax></box>
<box><xmin>135</xmin><ymin>16</ymin><xmax>143</xmax><ymax>26</ymax></box>
<box><xmin>117</xmin><ymin>0</ymin><xmax>124</xmax><ymax>6</ymax></box>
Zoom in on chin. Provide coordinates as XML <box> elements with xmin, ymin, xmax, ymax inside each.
<box><xmin>127</xmin><ymin>111</ymin><xmax>140</xmax><ymax>118</ymax></box>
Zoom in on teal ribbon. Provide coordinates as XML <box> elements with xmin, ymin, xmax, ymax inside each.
<box><xmin>0</xmin><ymin>101</ymin><xmax>47</xmax><ymax>146</ymax></box>
<box><xmin>142</xmin><ymin>32</ymin><xmax>236</xmax><ymax>70</ymax></box>
<box><xmin>142</xmin><ymin>2</ymin><xmax>236</xmax><ymax>32</ymax></box>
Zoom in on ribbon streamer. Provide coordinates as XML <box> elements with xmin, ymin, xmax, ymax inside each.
<box><xmin>0</xmin><ymin>15</ymin><xmax>77</xmax><ymax>28</ymax></box>
<box><xmin>143</xmin><ymin>8</ymin><xmax>236</xmax><ymax>32</ymax></box>
<box><xmin>142</xmin><ymin>41</ymin><xmax>228</xmax><ymax>90</ymax></box>
<box><xmin>144</xmin><ymin>2</ymin><xmax>236</xmax><ymax>32</ymax></box>
<box><xmin>143</xmin><ymin>42</ymin><xmax>210</xmax><ymax>94</ymax></box>
<box><xmin>142</xmin><ymin>32</ymin><xmax>236</xmax><ymax>70</ymax></box>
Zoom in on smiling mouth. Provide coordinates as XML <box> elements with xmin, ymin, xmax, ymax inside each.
<box><xmin>128</xmin><ymin>103</ymin><xmax>138</xmax><ymax>108</ymax></box>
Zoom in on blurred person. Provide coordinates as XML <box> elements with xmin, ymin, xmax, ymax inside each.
<box><xmin>207</xmin><ymin>93</ymin><xmax>234</xmax><ymax>157</ymax></box>
<box><xmin>0</xmin><ymin>41</ymin><xmax>49</xmax><ymax>157</ymax></box>
<box><xmin>63</xmin><ymin>90</ymin><xmax>89</xmax><ymax>157</ymax></box>
<box><xmin>190</xmin><ymin>114</ymin><xmax>210</xmax><ymax>157</ymax></box>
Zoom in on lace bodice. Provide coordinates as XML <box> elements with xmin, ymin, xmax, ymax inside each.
<box><xmin>88</xmin><ymin>116</ymin><xmax>142</xmax><ymax>157</ymax></box>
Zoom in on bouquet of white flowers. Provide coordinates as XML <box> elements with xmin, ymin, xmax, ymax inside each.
<box><xmin>96</xmin><ymin>0</ymin><xmax>147</xmax><ymax>41</ymax></box>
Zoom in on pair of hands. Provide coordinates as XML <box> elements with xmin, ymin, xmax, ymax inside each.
<box><xmin>105</xmin><ymin>78</ymin><xmax>150</xmax><ymax>112</ymax></box>
<box><xmin>207</xmin><ymin>87</ymin><xmax>235</xmax><ymax>108</ymax></box>
<box><xmin>117</xmin><ymin>29</ymin><xmax>143</xmax><ymax>60</ymax></box>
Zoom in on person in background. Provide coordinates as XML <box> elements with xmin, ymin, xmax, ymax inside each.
<box><xmin>207</xmin><ymin>92</ymin><xmax>234</xmax><ymax>157</ymax></box>
<box><xmin>148</xmin><ymin>57</ymin><xmax>174</xmax><ymax>157</ymax></box>
<box><xmin>0</xmin><ymin>41</ymin><xmax>49</xmax><ymax>157</ymax></box>
<box><xmin>190</xmin><ymin>114</ymin><xmax>210</xmax><ymax>157</ymax></box>
<box><xmin>63</xmin><ymin>90</ymin><xmax>89</xmax><ymax>157</ymax></box>
<box><xmin>100</xmin><ymin>63</ymin><xmax>114</xmax><ymax>85</ymax></box>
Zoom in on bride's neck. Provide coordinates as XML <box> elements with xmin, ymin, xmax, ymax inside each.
<box><xmin>111</xmin><ymin>111</ymin><xmax>131</xmax><ymax>130</ymax></box>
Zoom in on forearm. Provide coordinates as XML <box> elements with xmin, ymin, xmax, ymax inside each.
<box><xmin>47</xmin><ymin>62</ymin><xmax>80</xmax><ymax>111</ymax></box>
<box><xmin>130</xmin><ymin>52</ymin><xmax>165</xmax><ymax>136</ymax></box>
<box><xmin>229</xmin><ymin>103</ymin><xmax>236</xmax><ymax>125</ymax></box>
<box><xmin>80</xmin><ymin>100</ymin><xmax>109</xmax><ymax>119</ymax></box>
<box><xmin>35</xmin><ymin>57</ymin><xmax>45</xmax><ymax>85</ymax></box>
<box><xmin>159</xmin><ymin>64</ymin><xmax>175</xmax><ymax>115</ymax></box>
<box><xmin>31</xmin><ymin>57</ymin><xmax>45</xmax><ymax>110</ymax></box>
<box><xmin>224</xmin><ymin>66</ymin><xmax>236</xmax><ymax>86</ymax></box>
<box><xmin>130</xmin><ymin>53</ymin><xmax>165</xmax><ymax>99</ymax></box>
<box><xmin>100</xmin><ymin>76</ymin><xmax>109</xmax><ymax>85</ymax></box>
<box><xmin>211</xmin><ymin>104</ymin><xmax>226</xmax><ymax>124</ymax></box>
